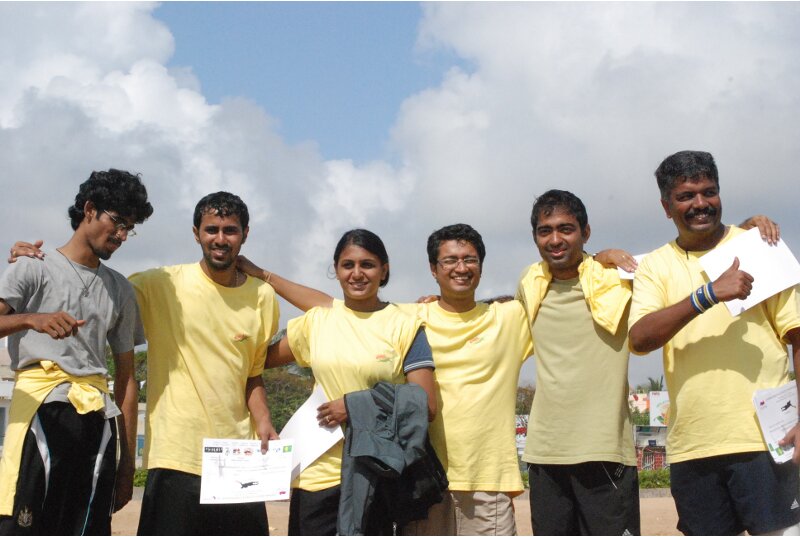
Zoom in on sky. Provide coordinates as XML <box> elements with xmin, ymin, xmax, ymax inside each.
<box><xmin>2</xmin><ymin>2</ymin><xmax>799</xmax><ymax>387</ymax></box>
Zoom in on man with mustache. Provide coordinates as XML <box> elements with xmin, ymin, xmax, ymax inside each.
<box><xmin>629</xmin><ymin>150</ymin><xmax>800</xmax><ymax>535</ymax></box>
<box><xmin>0</xmin><ymin>169</ymin><xmax>152</xmax><ymax>534</ymax></box>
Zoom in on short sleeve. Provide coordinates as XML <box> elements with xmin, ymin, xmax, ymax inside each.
<box><xmin>107</xmin><ymin>289</ymin><xmax>142</xmax><ymax>354</ymax></box>
<box><xmin>0</xmin><ymin>258</ymin><xmax>39</xmax><ymax>312</ymax></box>
<box><xmin>287</xmin><ymin>309</ymin><xmax>315</xmax><ymax>368</ymax></box>
<box><xmin>628</xmin><ymin>254</ymin><xmax>666</xmax><ymax>353</ymax></box>
<box><xmin>763</xmin><ymin>284</ymin><xmax>800</xmax><ymax>343</ymax></box>
<box><xmin>249</xmin><ymin>287</ymin><xmax>281</xmax><ymax>377</ymax></box>
<box><xmin>402</xmin><ymin>328</ymin><xmax>434</xmax><ymax>374</ymax></box>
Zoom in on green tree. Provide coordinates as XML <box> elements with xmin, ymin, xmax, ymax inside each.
<box><xmin>647</xmin><ymin>375</ymin><xmax>664</xmax><ymax>392</ymax></box>
<box><xmin>631</xmin><ymin>408</ymin><xmax>650</xmax><ymax>426</ymax></box>
<box><xmin>263</xmin><ymin>366</ymin><xmax>315</xmax><ymax>432</ymax></box>
<box><xmin>105</xmin><ymin>347</ymin><xmax>148</xmax><ymax>402</ymax></box>
<box><xmin>516</xmin><ymin>383</ymin><xmax>535</xmax><ymax>415</ymax></box>
<box><xmin>634</xmin><ymin>375</ymin><xmax>664</xmax><ymax>393</ymax></box>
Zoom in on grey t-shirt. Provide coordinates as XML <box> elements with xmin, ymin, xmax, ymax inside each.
<box><xmin>0</xmin><ymin>251</ymin><xmax>144</xmax><ymax>376</ymax></box>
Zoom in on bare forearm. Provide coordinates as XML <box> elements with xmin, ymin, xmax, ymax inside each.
<box><xmin>113</xmin><ymin>352</ymin><xmax>138</xmax><ymax>459</ymax></box>
<box><xmin>245</xmin><ymin>375</ymin><xmax>272</xmax><ymax>426</ymax></box>
<box><xmin>629</xmin><ymin>297</ymin><xmax>698</xmax><ymax>353</ymax></box>
<box><xmin>263</xmin><ymin>271</ymin><xmax>333</xmax><ymax>312</ymax></box>
<box><xmin>406</xmin><ymin>368</ymin><xmax>437</xmax><ymax>421</ymax></box>
<box><xmin>0</xmin><ymin>312</ymin><xmax>32</xmax><ymax>338</ymax></box>
<box><xmin>265</xmin><ymin>337</ymin><xmax>297</xmax><ymax>368</ymax></box>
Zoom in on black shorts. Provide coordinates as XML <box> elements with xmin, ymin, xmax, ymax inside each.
<box><xmin>670</xmin><ymin>451</ymin><xmax>800</xmax><ymax>535</ymax></box>
<box><xmin>288</xmin><ymin>485</ymin><xmax>392</xmax><ymax>536</ymax></box>
<box><xmin>137</xmin><ymin>468</ymin><xmax>268</xmax><ymax>535</ymax></box>
<box><xmin>528</xmin><ymin>461</ymin><xmax>641</xmax><ymax>535</ymax></box>
<box><xmin>0</xmin><ymin>402</ymin><xmax>117</xmax><ymax>536</ymax></box>
<box><xmin>288</xmin><ymin>486</ymin><xmax>340</xmax><ymax>536</ymax></box>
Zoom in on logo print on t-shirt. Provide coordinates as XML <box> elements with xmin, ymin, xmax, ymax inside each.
<box><xmin>232</xmin><ymin>333</ymin><xmax>250</xmax><ymax>342</ymax></box>
<box><xmin>375</xmin><ymin>349</ymin><xmax>398</xmax><ymax>362</ymax></box>
<box><xmin>468</xmin><ymin>336</ymin><xmax>483</xmax><ymax>345</ymax></box>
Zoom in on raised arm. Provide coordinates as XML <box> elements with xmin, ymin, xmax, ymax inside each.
<box><xmin>629</xmin><ymin>257</ymin><xmax>753</xmax><ymax>353</ymax></box>
<box><xmin>594</xmin><ymin>249</ymin><xmax>638</xmax><ymax>273</ymax></box>
<box><xmin>739</xmin><ymin>215</ymin><xmax>780</xmax><ymax>245</ymax></box>
<box><xmin>237</xmin><ymin>255</ymin><xmax>333</xmax><ymax>312</ymax></box>
<box><xmin>8</xmin><ymin>240</ymin><xmax>45</xmax><ymax>263</ymax></box>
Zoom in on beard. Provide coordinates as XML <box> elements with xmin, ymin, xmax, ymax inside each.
<box><xmin>203</xmin><ymin>248</ymin><xmax>235</xmax><ymax>271</ymax></box>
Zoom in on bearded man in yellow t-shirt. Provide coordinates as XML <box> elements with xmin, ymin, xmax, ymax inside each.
<box><xmin>129</xmin><ymin>192</ymin><xmax>280</xmax><ymax>535</ymax></box>
<box><xmin>629</xmin><ymin>150</ymin><xmax>800</xmax><ymax>536</ymax></box>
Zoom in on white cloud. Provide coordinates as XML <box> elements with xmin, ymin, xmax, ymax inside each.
<box><xmin>2</xmin><ymin>2</ymin><xmax>799</xmax><ymax>385</ymax></box>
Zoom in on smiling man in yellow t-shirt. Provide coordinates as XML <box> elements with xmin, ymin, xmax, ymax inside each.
<box><xmin>130</xmin><ymin>192</ymin><xmax>279</xmax><ymax>536</ymax></box>
<box><xmin>516</xmin><ymin>190</ymin><xmax>640</xmax><ymax>536</ymax></box>
<box><xmin>629</xmin><ymin>150</ymin><xmax>800</xmax><ymax>536</ymax></box>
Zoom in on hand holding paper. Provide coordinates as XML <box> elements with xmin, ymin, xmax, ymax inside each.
<box><xmin>779</xmin><ymin>423</ymin><xmax>800</xmax><ymax>465</ymax></box>
<box><xmin>699</xmin><ymin>228</ymin><xmax>800</xmax><ymax>315</ymax></box>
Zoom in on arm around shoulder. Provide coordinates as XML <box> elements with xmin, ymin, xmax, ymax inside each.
<box><xmin>238</xmin><ymin>255</ymin><xmax>333</xmax><ymax>312</ymax></box>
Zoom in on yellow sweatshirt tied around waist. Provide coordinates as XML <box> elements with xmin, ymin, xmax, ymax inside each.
<box><xmin>0</xmin><ymin>361</ymin><xmax>109</xmax><ymax>515</ymax></box>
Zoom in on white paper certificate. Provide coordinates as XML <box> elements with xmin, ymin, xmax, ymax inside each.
<box><xmin>753</xmin><ymin>382</ymin><xmax>798</xmax><ymax>463</ymax></box>
<box><xmin>200</xmin><ymin>438</ymin><xmax>293</xmax><ymax>504</ymax></box>
<box><xmin>699</xmin><ymin>227</ymin><xmax>800</xmax><ymax>316</ymax></box>
<box><xmin>279</xmin><ymin>385</ymin><xmax>344</xmax><ymax>481</ymax></box>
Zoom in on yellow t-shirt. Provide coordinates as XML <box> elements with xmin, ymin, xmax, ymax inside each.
<box><xmin>629</xmin><ymin>226</ymin><xmax>800</xmax><ymax>463</ymax></box>
<box><xmin>398</xmin><ymin>301</ymin><xmax>533</xmax><ymax>492</ymax></box>
<box><xmin>287</xmin><ymin>300</ymin><xmax>423</xmax><ymax>491</ymax></box>
<box><xmin>129</xmin><ymin>264</ymin><xmax>279</xmax><ymax>475</ymax></box>
<box><xmin>521</xmin><ymin>278</ymin><xmax>636</xmax><ymax>466</ymax></box>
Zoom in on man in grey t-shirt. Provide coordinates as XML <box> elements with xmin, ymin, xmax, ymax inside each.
<box><xmin>0</xmin><ymin>169</ymin><xmax>152</xmax><ymax>535</ymax></box>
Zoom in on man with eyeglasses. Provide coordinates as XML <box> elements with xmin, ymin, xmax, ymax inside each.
<box><xmin>9</xmin><ymin>192</ymin><xmax>280</xmax><ymax>535</ymax></box>
<box><xmin>398</xmin><ymin>223</ymin><xmax>534</xmax><ymax>535</ymax></box>
<box><xmin>0</xmin><ymin>169</ymin><xmax>152</xmax><ymax>534</ymax></box>
<box><xmin>238</xmin><ymin>223</ymin><xmax>534</xmax><ymax>535</ymax></box>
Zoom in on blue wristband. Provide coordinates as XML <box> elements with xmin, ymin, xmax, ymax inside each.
<box><xmin>696</xmin><ymin>285</ymin><xmax>713</xmax><ymax>310</ymax></box>
<box><xmin>706</xmin><ymin>282</ymin><xmax>718</xmax><ymax>305</ymax></box>
<box><xmin>690</xmin><ymin>291</ymin><xmax>705</xmax><ymax>314</ymax></box>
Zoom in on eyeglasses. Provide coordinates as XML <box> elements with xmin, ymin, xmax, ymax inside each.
<box><xmin>436</xmin><ymin>257</ymin><xmax>480</xmax><ymax>270</ymax></box>
<box><xmin>103</xmin><ymin>210</ymin><xmax>137</xmax><ymax>237</ymax></box>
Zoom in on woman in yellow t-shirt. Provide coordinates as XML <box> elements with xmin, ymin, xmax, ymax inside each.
<box><xmin>243</xmin><ymin>228</ymin><xmax>436</xmax><ymax>536</ymax></box>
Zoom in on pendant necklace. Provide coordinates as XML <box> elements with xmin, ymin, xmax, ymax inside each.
<box><xmin>57</xmin><ymin>248</ymin><xmax>101</xmax><ymax>298</ymax></box>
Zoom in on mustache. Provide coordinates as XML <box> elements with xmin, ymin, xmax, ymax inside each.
<box><xmin>685</xmin><ymin>206</ymin><xmax>717</xmax><ymax>219</ymax></box>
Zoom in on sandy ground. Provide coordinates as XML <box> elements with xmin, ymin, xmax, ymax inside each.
<box><xmin>111</xmin><ymin>488</ymin><xmax>680</xmax><ymax>536</ymax></box>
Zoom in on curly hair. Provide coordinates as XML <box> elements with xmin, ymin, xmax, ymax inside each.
<box><xmin>69</xmin><ymin>169</ymin><xmax>153</xmax><ymax>230</ymax></box>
